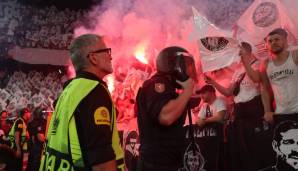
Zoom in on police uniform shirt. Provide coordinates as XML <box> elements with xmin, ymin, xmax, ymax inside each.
<box><xmin>28</xmin><ymin>119</ymin><xmax>46</xmax><ymax>147</ymax></box>
<box><xmin>74</xmin><ymin>72</ymin><xmax>116</xmax><ymax>168</ymax></box>
<box><xmin>137</xmin><ymin>74</ymin><xmax>187</xmax><ymax>166</ymax></box>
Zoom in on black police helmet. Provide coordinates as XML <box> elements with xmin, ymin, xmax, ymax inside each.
<box><xmin>156</xmin><ymin>46</ymin><xmax>194</xmax><ymax>81</ymax></box>
<box><xmin>156</xmin><ymin>46</ymin><xmax>188</xmax><ymax>73</ymax></box>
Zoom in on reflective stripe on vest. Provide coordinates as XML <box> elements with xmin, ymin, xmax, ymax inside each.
<box><xmin>40</xmin><ymin>78</ymin><xmax>124</xmax><ymax>171</ymax></box>
<box><xmin>8</xmin><ymin>118</ymin><xmax>27</xmax><ymax>150</ymax></box>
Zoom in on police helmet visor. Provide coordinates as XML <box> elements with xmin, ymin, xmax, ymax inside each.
<box><xmin>176</xmin><ymin>52</ymin><xmax>197</xmax><ymax>82</ymax></box>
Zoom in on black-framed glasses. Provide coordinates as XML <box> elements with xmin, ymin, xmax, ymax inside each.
<box><xmin>89</xmin><ymin>48</ymin><xmax>112</xmax><ymax>55</ymax></box>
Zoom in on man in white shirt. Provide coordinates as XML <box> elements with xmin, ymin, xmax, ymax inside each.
<box><xmin>197</xmin><ymin>84</ymin><xmax>227</xmax><ymax>128</ymax></box>
<box><xmin>196</xmin><ymin>84</ymin><xmax>226</xmax><ymax>171</ymax></box>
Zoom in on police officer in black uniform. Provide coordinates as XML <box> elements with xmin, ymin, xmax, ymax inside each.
<box><xmin>136</xmin><ymin>46</ymin><xmax>197</xmax><ymax>171</ymax></box>
<box><xmin>27</xmin><ymin>107</ymin><xmax>46</xmax><ymax>171</ymax></box>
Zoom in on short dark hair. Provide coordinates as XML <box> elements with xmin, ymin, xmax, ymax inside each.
<box><xmin>267</xmin><ymin>28</ymin><xmax>288</xmax><ymax>38</ymax></box>
<box><xmin>241</xmin><ymin>42</ymin><xmax>252</xmax><ymax>53</ymax></box>
<box><xmin>19</xmin><ymin>108</ymin><xmax>30</xmax><ymax>117</ymax></box>
<box><xmin>273</xmin><ymin>120</ymin><xmax>298</xmax><ymax>146</ymax></box>
<box><xmin>196</xmin><ymin>84</ymin><xmax>216</xmax><ymax>94</ymax></box>
<box><xmin>33</xmin><ymin>107</ymin><xmax>44</xmax><ymax>119</ymax></box>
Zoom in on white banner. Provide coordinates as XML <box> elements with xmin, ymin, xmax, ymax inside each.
<box><xmin>236</xmin><ymin>0</ymin><xmax>298</xmax><ymax>59</ymax></box>
<box><xmin>192</xmin><ymin>7</ymin><xmax>239</xmax><ymax>72</ymax></box>
<box><xmin>8</xmin><ymin>46</ymin><xmax>70</xmax><ymax>66</ymax></box>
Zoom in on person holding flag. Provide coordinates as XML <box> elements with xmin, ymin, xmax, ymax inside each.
<box><xmin>205</xmin><ymin>42</ymin><xmax>274</xmax><ymax>171</ymax></box>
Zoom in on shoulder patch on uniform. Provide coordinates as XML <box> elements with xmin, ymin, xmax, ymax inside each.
<box><xmin>155</xmin><ymin>83</ymin><xmax>165</xmax><ymax>93</ymax></box>
<box><xmin>94</xmin><ymin>106</ymin><xmax>110</xmax><ymax>126</ymax></box>
<box><xmin>18</xmin><ymin>124</ymin><xmax>23</xmax><ymax>129</ymax></box>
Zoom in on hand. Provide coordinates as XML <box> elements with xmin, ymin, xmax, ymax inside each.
<box><xmin>263</xmin><ymin>111</ymin><xmax>274</xmax><ymax>123</ymax></box>
<box><xmin>196</xmin><ymin>118</ymin><xmax>206</xmax><ymax>127</ymax></box>
<box><xmin>176</xmin><ymin>78</ymin><xmax>195</xmax><ymax>94</ymax></box>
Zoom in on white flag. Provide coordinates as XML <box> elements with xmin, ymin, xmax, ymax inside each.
<box><xmin>237</xmin><ymin>0</ymin><xmax>298</xmax><ymax>59</ymax></box>
<box><xmin>192</xmin><ymin>7</ymin><xmax>239</xmax><ymax>72</ymax></box>
<box><xmin>282</xmin><ymin>0</ymin><xmax>298</xmax><ymax>36</ymax></box>
<box><xmin>192</xmin><ymin>7</ymin><xmax>233</xmax><ymax>39</ymax></box>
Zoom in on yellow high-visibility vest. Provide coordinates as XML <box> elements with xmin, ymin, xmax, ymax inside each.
<box><xmin>39</xmin><ymin>78</ymin><xmax>124</xmax><ymax>171</ymax></box>
<box><xmin>8</xmin><ymin>117</ymin><xmax>28</xmax><ymax>150</ymax></box>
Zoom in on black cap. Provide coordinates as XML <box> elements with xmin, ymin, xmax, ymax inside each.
<box><xmin>196</xmin><ymin>84</ymin><xmax>215</xmax><ymax>94</ymax></box>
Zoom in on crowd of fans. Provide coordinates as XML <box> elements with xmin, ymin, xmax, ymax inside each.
<box><xmin>0</xmin><ymin>0</ymin><xmax>88</xmax><ymax>56</ymax></box>
<box><xmin>0</xmin><ymin>61</ymin><xmax>152</xmax><ymax>170</ymax></box>
<box><xmin>2</xmin><ymin>1</ymin><xmax>296</xmax><ymax>171</ymax></box>
<box><xmin>0</xmin><ymin>70</ymin><xmax>66</xmax><ymax>117</ymax></box>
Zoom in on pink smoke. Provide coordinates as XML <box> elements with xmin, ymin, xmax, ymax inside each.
<box><xmin>74</xmin><ymin>0</ymin><xmax>199</xmax><ymax>74</ymax></box>
<box><xmin>71</xmin><ymin>0</ymin><xmax>255</xmax><ymax>92</ymax></box>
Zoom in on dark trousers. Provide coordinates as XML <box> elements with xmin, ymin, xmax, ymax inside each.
<box><xmin>136</xmin><ymin>159</ymin><xmax>181</xmax><ymax>171</ymax></box>
<box><xmin>16</xmin><ymin>151</ymin><xmax>24</xmax><ymax>171</ymax></box>
<box><xmin>26</xmin><ymin>146</ymin><xmax>42</xmax><ymax>171</ymax></box>
<box><xmin>228</xmin><ymin>95</ymin><xmax>275</xmax><ymax>171</ymax></box>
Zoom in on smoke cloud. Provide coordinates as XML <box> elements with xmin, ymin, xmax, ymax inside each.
<box><xmin>74</xmin><ymin>0</ymin><xmax>253</xmax><ymax>71</ymax></box>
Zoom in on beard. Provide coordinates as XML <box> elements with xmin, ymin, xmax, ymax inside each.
<box><xmin>286</xmin><ymin>157</ymin><xmax>298</xmax><ymax>169</ymax></box>
<box><xmin>270</xmin><ymin>46</ymin><xmax>284</xmax><ymax>55</ymax></box>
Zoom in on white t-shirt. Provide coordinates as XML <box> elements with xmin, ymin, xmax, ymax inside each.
<box><xmin>198</xmin><ymin>97</ymin><xmax>227</xmax><ymax>120</ymax></box>
<box><xmin>231</xmin><ymin>61</ymin><xmax>260</xmax><ymax>103</ymax></box>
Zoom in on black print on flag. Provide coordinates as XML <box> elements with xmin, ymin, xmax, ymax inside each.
<box><xmin>260</xmin><ymin>121</ymin><xmax>298</xmax><ymax>171</ymax></box>
<box><xmin>252</xmin><ymin>2</ymin><xmax>278</xmax><ymax>28</ymax></box>
<box><xmin>179</xmin><ymin>142</ymin><xmax>205</xmax><ymax>171</ymax></box>
<box><xmin>124</xmin><ymin>131</ymin><xmax>140</xmax><ymax>171</ymax></box>
<box><xmin>200</xmin><ymin>37</ymin><xmax>229</xmax><ymax>52</ymax></box>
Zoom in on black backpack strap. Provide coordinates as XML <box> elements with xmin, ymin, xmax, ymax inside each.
<box><xmin>187</xmin><ymin>104</ymin><xmax>198</xmax><ymax>155</ymax></box>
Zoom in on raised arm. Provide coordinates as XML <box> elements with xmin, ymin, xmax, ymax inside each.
<box><xmin>159</xmin><ymin>78</ymin><xmax>194</xmax><ymax>126</ymax></box>
<box><xmin>204</xmin><ymin>75</ymin><xmax>235</xmax><ymax>97</ymax></box>
<box><xmin>239</xmin><ymin>45</ymin><xmax>261</xmax><ymax>82</ymax></box>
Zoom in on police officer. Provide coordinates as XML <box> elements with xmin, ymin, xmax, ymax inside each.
<box><xmin>8</xmin><ymin>107</ymin><xmax>31</xmax><ymax>171</ymax></box>
<box><xmin>40</xmin><ymin>34</ymin><xmax>124</xmax><ymax>171</ymax></box>
<box><xmin>27</xmin><ymin>107</ymin><xmax>46</xmax><ymax>171</ymax></box>
<box><xmin>136</xmin><ymin>46</ymin><xmax>197</xmax><ymax>170</ymax></box>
